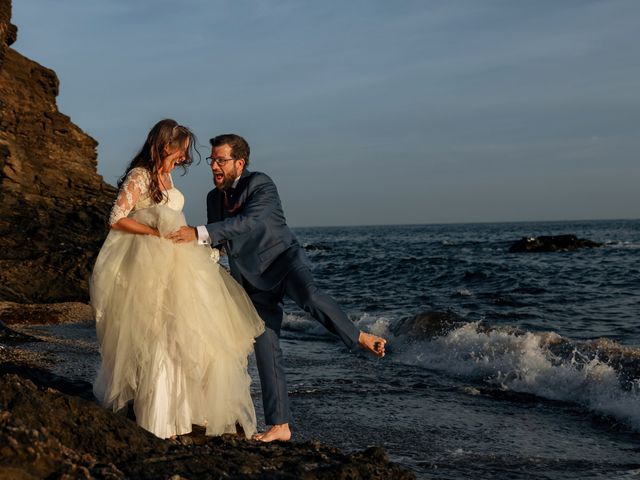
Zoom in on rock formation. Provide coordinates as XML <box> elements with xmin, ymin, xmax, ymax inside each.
<box><xmin>0</xmin><ymin>304</ymin><xmax>416</xmax><ymax>479</ymax></box>
<box><xmin>0</xmin><ymin>0</ymin><xmax>116</xmax><ymax>303</ymax></box>
<box><xmin>0</xmin><ymin>363</ymin><xmax>414</xmax><ymax>479</ymax></box>
<box><xmin>509</xmin><ymin>234</ymin><xmax>602</xmax><ymax>253</ymax></box>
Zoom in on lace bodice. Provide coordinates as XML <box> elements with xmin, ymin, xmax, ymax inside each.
<box><xmin>109</xmin><ymin>167</ymin><xmax>185</xmax><ymax>225</ymax></box>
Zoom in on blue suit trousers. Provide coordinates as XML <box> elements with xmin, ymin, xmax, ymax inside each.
<box><xmin>244</xmin><ymin>263</ymin><xmax>360</xmax><ymax>425</ymax></box>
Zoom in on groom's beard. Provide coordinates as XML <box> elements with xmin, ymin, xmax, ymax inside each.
<box><xmin>214</xmin><ymin>167</ymin><xmax>238</xmax><ymax>191</ymax></box>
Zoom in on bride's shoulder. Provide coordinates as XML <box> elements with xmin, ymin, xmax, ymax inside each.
<box><xmin>125</xmin><ymin>167</ymin><xmax>152</xmax><ymax>183</ymax></box>
<box><xmin>128</xmin><ymin>166</ymin><xmax>151</xmax><ymax>179</ymax></box>
<box><xmin>121</xmin><ymin>167</ymin><xmax>151</xmax><ymax>192</ymax></box>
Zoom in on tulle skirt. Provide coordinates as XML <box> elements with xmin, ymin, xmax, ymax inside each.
<box><xmin>91</xmin><ymin>205</ymin><xmax>264</xmax><ymax>439</ymax></box>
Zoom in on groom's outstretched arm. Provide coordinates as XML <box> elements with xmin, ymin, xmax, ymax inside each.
<box><xmin>167</xmin><ymin>173</ymin><xmax>280</xmax><ymax>245</ymax></box>
<box><xmin>205</xmin><ymin>173</ymin><xmax>282</xmax><ymax>243</ymax></box>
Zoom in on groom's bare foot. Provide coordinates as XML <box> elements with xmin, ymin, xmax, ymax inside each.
<box><xmin>253</xmin><ymin>423</ymin><xmax>291</xmax><ymax>442</ymax></box>
<box><xmin>359</xmin><ymin>331</ymin><xmax>387</xmax><ymax>357</ymax></box>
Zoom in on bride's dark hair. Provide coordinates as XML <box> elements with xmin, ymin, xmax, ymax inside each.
<box><xmin>118</xmin><ymin>119</ymin><xmax>199</xmax><ymax>204</ymax></box>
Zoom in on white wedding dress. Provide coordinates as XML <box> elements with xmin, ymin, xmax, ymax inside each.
<box><xmin>91</xmin><ymin>167</ymin><xmax>264</xmax><ymax>439</ymax></box>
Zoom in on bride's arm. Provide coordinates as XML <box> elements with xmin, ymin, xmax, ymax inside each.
<box><xmin>111</xmin><ymin>217</ymin><xmax>160</xmax><ymax>236</ymax></box>
<box><xmin>108</xmin><ymin>168</ymin><xmax>160</xmax><ymax>236</ymax></box>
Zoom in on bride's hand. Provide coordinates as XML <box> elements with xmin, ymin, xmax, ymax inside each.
<box><xmin>166</xmin><ymin>226</ymin><xmax>197</xmax><ymax>243</ymax></box>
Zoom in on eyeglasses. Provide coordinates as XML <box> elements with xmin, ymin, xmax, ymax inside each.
<box><xmin>206</xmin><ymin>156</ymin><xmax>236</xmax><ymax>166</ymax></box>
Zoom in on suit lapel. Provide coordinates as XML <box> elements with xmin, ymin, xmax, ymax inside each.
<box><xmin>235</xmin><ymin>169</ymin><xmax>251</xmax><ymax>198</ymax></box>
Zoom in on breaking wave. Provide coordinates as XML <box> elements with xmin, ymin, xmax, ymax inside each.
<box><xmin>284</xmin><ymin>310</ymin><xmax>640</xmax><ymax>431</ymax></box>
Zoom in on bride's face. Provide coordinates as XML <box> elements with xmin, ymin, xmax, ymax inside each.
<box><xmin>160</xmin><ymin>138</ymin><xmax>189</xmax><ymax>173</ymax></box>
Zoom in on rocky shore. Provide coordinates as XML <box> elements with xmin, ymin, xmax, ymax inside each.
<box><xmin>0</xmin><ymin>1</ymin><xmax>413</xmax><ymax>477</ymax></box>
<box><xmin>0</xmin><ymin>302</ymin><xmax>415</xmax><ymax>479</ymax></box>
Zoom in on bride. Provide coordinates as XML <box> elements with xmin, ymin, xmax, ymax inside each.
<box><xmin>91</xmin><ymin>119</ymin><xmax>264</xmax><ymax>439</ymax></box>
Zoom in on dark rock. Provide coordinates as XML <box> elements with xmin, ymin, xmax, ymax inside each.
<box><xmin>0</xmin><ymin>373</ymin><xmax>166</xmax><ymax>478</ymax></box>
<box><xmin>0</xmin><ymin>363</ymin><xmax>95</xmax><ymax>401</ymax></box>
<box><xmin>0</xmin><ymin>301</ymin><xmax>93</xmax><ymax>325</ymax></box>
<box><xmin>0</xmin><ymin>0</ymin><xmax>16</xmax><ymax>63</ymax></box>
<box><xmin>0</xmin><ymin>370</ymin><xmax>415</xmax><ymax>479</ymax></box>
<box><xmin>0</xmin><ymin>0</ymin><xmax>117</xmax><ymax>303</ymax></box>
<box><xmin>390</xmin><ymin>310</ymin><xmax>469</xmax><ymax>340</ymax></box>
<box><xmin>546</xmin><ymin>337</ymin><xmax>640</xmax><ymax>392</ymax></box>
<box><xmin>509</xmin><ymin>235</ymin><xmax>602</xmax><ymax>253</ymax></box>
<box><xmin>0</xmin><ymin>304</ymin><xmax>413</xmax><ymax>478</ymax></box>
<box><xmin>0</xmin><ymin>320</ymin><xmax>41</xmax><ymax>344</ymax></box>
<box><xmin>391</xmin><ymin>310</ymin><xmax>525</xmax><ymax>341</ymax></box>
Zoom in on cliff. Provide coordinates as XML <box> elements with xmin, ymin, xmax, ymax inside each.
<box><xmin>0</xmin><ymin>0</ymin><xmax>116</xmax><ymax>303</ymax></box>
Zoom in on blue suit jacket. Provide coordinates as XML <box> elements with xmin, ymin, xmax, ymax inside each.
<box><xmin>205</xmin><ymin>170</ymin><xmax>308</xmax><ymax>291</ymax></box>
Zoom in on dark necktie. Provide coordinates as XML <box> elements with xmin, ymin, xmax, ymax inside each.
<box><xmin>224</xmin><ymin>188</ymin><xmax>239</xmax><ymax>213</ymax></box>
<box><xmin>223</xmin><ymin>189</ymin><xmax>232</xmax><ymax>207</ymax></box>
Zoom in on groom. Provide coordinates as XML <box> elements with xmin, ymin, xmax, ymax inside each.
<box><xmin>168</xmin><ymin>134</ymin><xmax>386</xmax><ymax>442</ymax></box>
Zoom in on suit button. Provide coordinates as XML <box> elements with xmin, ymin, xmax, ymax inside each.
<box><xmin>233</xmin><ymin>254</ymin><xmax>239</xmax><ymax>258</ymax></box>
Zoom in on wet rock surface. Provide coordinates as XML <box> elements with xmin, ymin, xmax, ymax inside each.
<box><xmin>390</xmin><ymin>310</ymin><xmax>468</xmax><ymax>340</ymax></box>
<box><xmin>0</xmin><ymin>301</ymin><xmax>94</xmax><ymax>325</ymax></box>
<box><xmin>0</xmin><ymin>372</ymin><xmax>414</xmax><ymax>479</ymax></box>
<box><xmin>0</xmin><ymin>303</ymin><xmax>414</xmax><ymax>479</ymax></box>
<box><xmin>0</xmin><ymin>0</ymin><xmax>116</xmax><ymax>304</ymax></box>
<box><xmin>509</xmin><ymin>234</ymin><xmax>602</xmax><ymax>253</ymax></box>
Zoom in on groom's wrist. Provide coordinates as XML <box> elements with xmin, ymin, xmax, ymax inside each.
<box><xmin>196</xmin><ymin>225</ymin><xmax>211</xmax><ymax>245</ymax></box>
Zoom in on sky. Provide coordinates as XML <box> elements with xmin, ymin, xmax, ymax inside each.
<box><xmin>11</xmin><ymin>0</ymin><xmax>640</xmax><ymax>227</ymax></box>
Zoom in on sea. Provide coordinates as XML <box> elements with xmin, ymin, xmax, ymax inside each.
<box><xmin>16</xmin><ymin>219</ymin><xmax>640</xmax><ymax>479</ymax></box>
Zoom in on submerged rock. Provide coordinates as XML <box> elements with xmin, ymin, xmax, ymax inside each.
<box><xmin>509</xmin><ymin>235</ymin><xmax>602</xmax><ymax>253</ymax></box>
<box><xmin>390</xmin><ymin>310</ymin><xmax>470</xmax><ymax>340</ymax></box>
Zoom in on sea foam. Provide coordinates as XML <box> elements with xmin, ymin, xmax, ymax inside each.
<box><xmin>284</xmin><ymin>310</ymin><xmax>640</xmax><ymax>431</ymax></box>
<box><xmin>392</xmin><ymin>319</ymin><xmax>640</xmax><ymax>431</ymax></box>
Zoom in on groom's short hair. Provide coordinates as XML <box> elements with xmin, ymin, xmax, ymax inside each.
<box><xmin>210</xmin><ymin>134</ymin><xmax>250</xmax><ymax>166</ymax></box>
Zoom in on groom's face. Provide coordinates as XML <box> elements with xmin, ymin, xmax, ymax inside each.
<box><xmin>211</xmin><ymin>144</ymin><xmax>245</xmax><ymax>191</ymax></box>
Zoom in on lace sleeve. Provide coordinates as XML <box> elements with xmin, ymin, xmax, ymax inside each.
<box><xmin>108</xmin><ymin>168</ymin><xmax>150</xmax><ymax>225</ymax></box>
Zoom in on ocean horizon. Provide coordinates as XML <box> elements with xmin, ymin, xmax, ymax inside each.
<box><xmin>288</xmin><ymin>216</ymin><xmax>640</xmax><ymax>230</ymax></box>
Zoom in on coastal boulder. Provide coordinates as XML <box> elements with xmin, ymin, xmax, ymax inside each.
<box><xmin>390</xmin><ymin>310</ymin><xmax>470</xmax><ymax>340</ymax></box>
<box><xmin>509</xmin><ymin>235</ymin><xmax>602</xmax><ymax>253</ymax></box>
<box><xmin>0</xmin><ymin>0</ymin><xmax>116</xmax><ymax>303</ymax></box>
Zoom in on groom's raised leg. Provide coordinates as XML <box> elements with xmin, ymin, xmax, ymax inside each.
<box><xmin>284</xmin><ymin>265</ymin><xmax>387</xmax><ymax>356</ymax></box>
<box><xmin>284</xmin><ymin>265</ymin><xmax>361</xmax><ymax>350</ymax></box>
